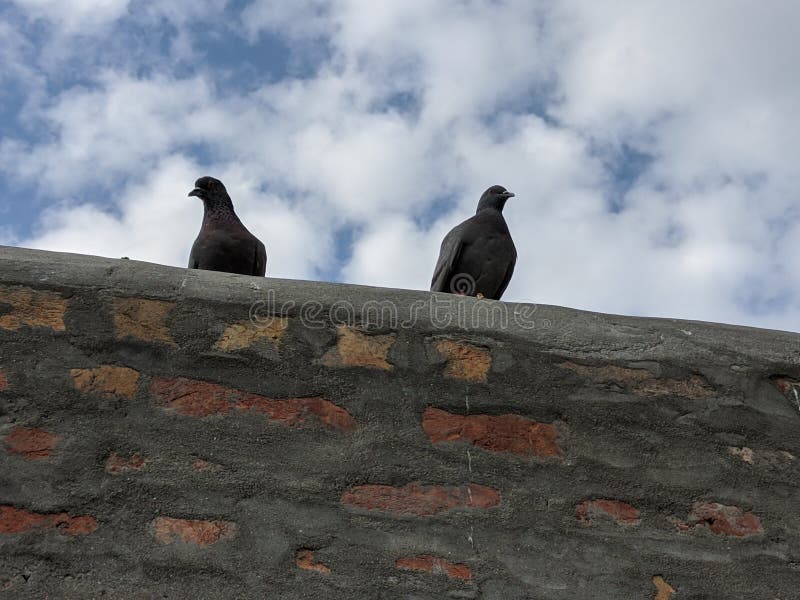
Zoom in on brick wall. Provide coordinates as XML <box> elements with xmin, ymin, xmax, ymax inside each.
<box><xmin>0</xmin><ymin>246</ymin><xmax>799</xmax><ymax>599</ymax></box>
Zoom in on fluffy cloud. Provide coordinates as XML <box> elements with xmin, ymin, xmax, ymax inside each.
<box><xmin>10</xmin><ymin>0</ymin><xmax>131</xmax><ymax>32</ymax></box>
<box><xmin>2</xmin><ymin>0</ymin><xmax>799</xmax><ymax>332</ymax></box>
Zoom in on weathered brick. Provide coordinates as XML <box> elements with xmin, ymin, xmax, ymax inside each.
<box><xmin>214</xmin><ymin>318</ymin><xmax>288</xmax><ymax>351</ymax></box>
<box><xmin>396</xmin><ymin>555</ymin><xmax>471</xmax><ymax>581</ymax></box>
<box><xmin>105</xmin><ymin>452</ymin><xmax>147</xmax><ymax>474</ymax></box>
<box><xmin>151</xmin><ymin>376</ymin><xmax>234</xmax><ymax>417</ymax></box>
<box><xmin>295</xmin><ymin>549</ymin><xmax>331</xmax><ymax>574</ymax></box>
<box><xmin>112</xmin><ymin>297</ymin><xmax>176</xmax><ymax>345</ymax></box>
<box><xmin>434</xmin><ymin>340</ymin><xmax>491</xmax><ymax>383</ymax></box>
<box><xmin>729</xmin><ymin>446</ymin><xmax>754</xmax><ymax>464</ymax></box>
<box><xmin>0</xmin><ymin>505</ymin><xmax>97</xmax><ymax>536</ymax></box>
<box><xmin>773</xmin><ymin>377</ymin><xmax>800</xmax><ymax>410</ymax></box>
<box><xmin>191</xmin><ymin>458</ymin><xmax>222</xmax><ymax>472</ymax></box>
<box><xmin>70</xmin><ymin>365</ymin><xmax>140</xmax><ymax>398</ymax></box>
<box><xmin>653</xmin><ymin>576</ymin><xmax>675</xmax><ymax>600</ymax></box>
<box><xmin>423</xmin><ymin>407</ymin><xmax>561</xmax><ymax>458</ymax></box>
<box><xmin>0</xmin><ymin>286</ymin><xmax>67</xmax><ymax>331</ymax></box>
<box><xmin>575</xmin><ymin>499</ymin><xmax>640</xmax><ymax>527</ymax></box>
<box><xmin>677</xmin><ymin>502</ymin><xmax>763</xmax><ymax>537</ymax></box>
<box><xmin>320</xmin><ymin>326</ymin><xmax>395</xmax><ymax>370</ymax></box>
<box><xmin>150</xmin><ymin>376</ymin><xmax>357</xmax><ymax>431</ymax></box>
<box><xmin>4</xmin><ymin>427</ymin><xmax>59</xmax><ymax>460</ymax></box>
<box><xmin>559</xmin><ymin>362</ymin><xmax>715</xmax><ymax>399</ymax></box>
<box><xmin>152</xmin><ymin>516</ymin><xmax>236</xmax><ymax>546</ymax></box>
<box><xmin>236</xmin><ymin>394</ymin><xmax>357</xmax><ymax>431</ymax></box>
<box><xmin>772</xmin><ymin>376</ymin><xmax>798</xmax><ymax>396</ymax></box>
<box><xmin>0</xmin><ymin>369</ymin><xmax>7</xmax><ymax>392</ymax></box>
<box><xmin>341</xmin><ymin>482</ymin><xmax>500</xmax><ymax>516</ymax></box>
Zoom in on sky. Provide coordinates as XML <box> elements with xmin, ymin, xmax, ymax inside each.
<box><xmin>1</xmin><ymin>1</ymin><xmax>799</xmax><ymax>332</ymax></box>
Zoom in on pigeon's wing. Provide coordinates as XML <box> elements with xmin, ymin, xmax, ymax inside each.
<box><xmin>430</xmin><ymin>229</ymin><xmax>465</xmax><ymax>292</ymax></box>
<box><xmin>253</xmin><ymin>239</ymin><xmax>267</xmax><ymax>276</ymax></box>
<box><xmin>494</xmin><ymin>252</ymin><xmax>517</xmax><ymax>300</ymax></box>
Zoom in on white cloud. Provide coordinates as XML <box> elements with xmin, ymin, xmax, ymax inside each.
<box><xmin>3</xmin><ymin>1</ymin><xmax>800</xmax><ymax>332</ymax></box>
<box><xmin>11</xmin><ymin>0</ymin><xmax>131</xmax><ymax>32</ymax></box>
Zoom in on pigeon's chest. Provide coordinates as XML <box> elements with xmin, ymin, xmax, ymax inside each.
<box><xmin>461</xmin><ymin>227</ymin><xmax>516</xmax><ymax>265</ymax></box>
<box><xmin>192</xmin><ymin>227</ymin><xmax>254</xmax><ymax>268</ymax></box>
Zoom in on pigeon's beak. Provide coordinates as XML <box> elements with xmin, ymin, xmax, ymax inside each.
<box><xmin>188</xmin><ymin>188</ymin><xmax>203</xmax><ymax>198</ymax></box>
<box><xmin>502</xmin><ymin>192</ymin><xmax>515</xmax><ymax>199</ymax></box>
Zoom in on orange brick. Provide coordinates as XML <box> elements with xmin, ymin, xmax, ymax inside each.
<box><xmin>320</xmin><ymin>326</ymin><xmax>395</xmax><ymax>370</ymax></box>
<box><xmin>0</xmin><ymin>286</ymin><xmax>67</xmax><ymax>332</ymax></box>
<box><xmin>70</xmin><ymin>365</ymin><xmax>140</xmax><ymax>398</ymax></box>
<box><xmin>295</xmin><ymin>549</ymin><xmax>331</xmax><ymax>574</ymax></box>
<box><xmin>435</xmin><ymin>340</ymin><xmax>491</xmax><ymax>383</ymax></box>
<box><xmin>112</xmin><ymin>297</ymin><xmax>176</xmax><ymax>345</ymax></box>
<box><xmin>214</xmin><ymin>318</ymin><xmax>289</xmax><ymax>351</ymax></box>
<box><xmin>653</xmin><ymin>576</ymin><xmax>675</xmax><ymax>600</ymax></box>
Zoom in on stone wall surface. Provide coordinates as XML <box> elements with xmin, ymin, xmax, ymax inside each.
<box><xmin>0</xmin><ymin>245</ymin><xmax>799</xmax><ymax>599</ymax></box>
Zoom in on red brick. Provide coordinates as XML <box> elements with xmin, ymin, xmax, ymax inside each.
<box><xmin>0</xmin><ymin>505</ymin><xmax>98</xmax><ymax>536</ymax></box>
<box><xmin>150</xmin><ymin>377</ymin><xmax>235</xmax><ymax>417</ymax></box>
<box><xmin>105</xmin><ymin>452</ymin><xmax>147</xmax><ymax>474</ymax></box>
<box><xmin>0</xmin><ymin>369</ymin><xmax>7</xmax><ymax>391</ymax></box>
<box><xmin>341</xmin><ymin>482</ymin><xmax>500</xmax><ymax>516</ymax></box>
<box><xmin>396</xmin><ymin>555</ymin><xmax>471</xmax><ymax>580</ymax></box>
<box><xmin>575</xmin><ymin>499</ymin><xmax>640</xmax><ymax>527</ymax></box>
<box><xmin>677</xmin><ymin>502</ymin><xmax>763</xmax><ymax>537</ymax></box>
<box><xmin>4</xmin><ymin>427</ymin><xmax>59</xmax><ymax>460</ymax></box>
<box><xmin>152</xmin><ymin>516</ymin><xmax>236</xmax><ymax>546</ymax></box>
<box><xmin>150</xmin><ymin>376</ymin><xmax>356</xmax><ymax>431</ymax></box>
<box><xmin>236</xmin><ymin>394</ymin><xmax>357</xmax><ymax>432</ymax></box>
<box><xmin>422</xmin><ymin>407</ymin><xmax>560</xmax><ymax>458</ymax></box>
<box><xmin>295</xmin><ymin>549</ymin><xmax>331</xmax><ymax>574</ymax></box>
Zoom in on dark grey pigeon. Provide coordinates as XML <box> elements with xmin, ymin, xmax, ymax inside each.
<box><xmin>188</xmin><ymin>176</ymin><xmax>267</xmax><ymax>276</ymax></box>
<box><xmin>430</xmin><ymin>185</ymin><xmax>516</xmax><ymax>300</ymax></box>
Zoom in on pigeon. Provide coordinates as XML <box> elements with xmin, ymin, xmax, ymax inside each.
<box><xmin>430</xmin><ymin>185</ymin><xmax>517</xmax><ymax>300</ymax></box>
<box><xmin>187</xmin><ymin>176</ymin><xmax>267</xmax><ymax>276</ymax></box>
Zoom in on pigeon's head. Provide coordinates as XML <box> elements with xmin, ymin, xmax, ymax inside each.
<box><xmin>188</xmin><ymin>176</ymin><xmax>233</xmax><ymax>209</ymax></box>
<box><xmin>476</xmin><ymin>185</ymin><xmax>515</xmax><ymax>213</ymax></box>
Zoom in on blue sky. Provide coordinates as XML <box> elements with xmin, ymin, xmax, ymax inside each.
<box><xmin>1</xmin><ymin>1</ymin><xmax>799</xmax><ymax>332</ymax></box>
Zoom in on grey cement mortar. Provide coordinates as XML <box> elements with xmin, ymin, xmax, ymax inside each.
<box><xmin>0</xmin><ymin>245</ymin><xmax>799</xmax><ymax>599</ymax></box>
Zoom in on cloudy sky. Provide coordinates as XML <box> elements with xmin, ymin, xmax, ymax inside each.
<box><xmin>1</xmin><ymin>1</ymin><xmax>798</xmax><ymax>332</ymax></box>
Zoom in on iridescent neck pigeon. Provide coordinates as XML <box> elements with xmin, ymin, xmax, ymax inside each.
<box><xmin>430</xmin><ymin>185</ymin><xmax>517</xmax><ymax>300</ymax></box>
<box><xmin>187</xmin><ymin>176</ymin><xmax>267</xmax><ymax>277</ymax></box>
